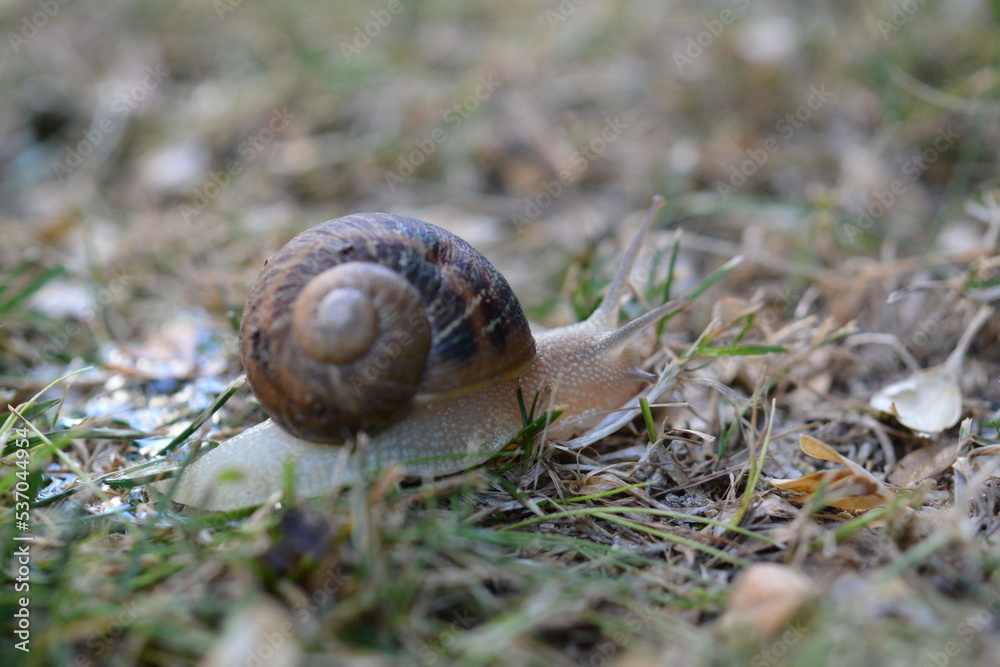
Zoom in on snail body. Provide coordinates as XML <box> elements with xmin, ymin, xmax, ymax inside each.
<box><xmin>172</xmin><ymin>199</ymin><xmax>673</xmax><ymax>510</ymax></box>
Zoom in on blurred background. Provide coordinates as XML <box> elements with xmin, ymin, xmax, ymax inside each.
<box><xmin>1</xmin><ymin>0</ymin><xmax>998</xmax><ymax>383</ymax></box>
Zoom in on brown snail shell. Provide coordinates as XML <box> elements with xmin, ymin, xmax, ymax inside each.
<box><xmin>239</xmin><ymin>213</ymin><xmax>537</xmax><ymax>442</ymax></box>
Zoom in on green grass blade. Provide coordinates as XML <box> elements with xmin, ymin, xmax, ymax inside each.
<box><xmin>696</xmin><ymin>344</ymin><xmax>788</xmax><ymax>357</ymax></box>
<box><xmin>0</xmin><ymin>264</ymin><xmax>67</xmax><ymax>316</ymax></box>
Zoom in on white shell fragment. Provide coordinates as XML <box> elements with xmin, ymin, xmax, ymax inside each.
<box><xmin>869</xmin><ymin>367</ymin><xmax>963</xmax><ymax>434</ymax></box>
<box><xmin>870</xmin><ymin>306</ymin><xmax>993</xmax><ymax>434</ymax></box>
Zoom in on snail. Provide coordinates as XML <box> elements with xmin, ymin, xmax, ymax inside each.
<box><xmin>170</xmin><ymin>197</ymin><xmax>679</xmax><ymax>511</ymax></box>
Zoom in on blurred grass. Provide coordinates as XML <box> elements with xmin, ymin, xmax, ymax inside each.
<box><xmin>2</xmin><ymin>0</ymin><xmax>1000</xmax><ymax>665</ymax></box>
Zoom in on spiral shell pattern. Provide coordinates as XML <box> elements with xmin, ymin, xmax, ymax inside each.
<box><xmin>239</xmin><ymin>212</ymin><xmax>536</xmax><ymax>442</ymax></box>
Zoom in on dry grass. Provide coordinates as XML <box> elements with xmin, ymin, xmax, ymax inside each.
<box><xmin>2</xmin><ymin>1</ymin><xmax>1000</xmax><ymax>665</ymax></box>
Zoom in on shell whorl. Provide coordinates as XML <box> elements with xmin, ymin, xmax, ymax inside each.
<box><xmin>239</xmin><ymin>212</ymin><xmax>536</xmax><ymax>443</ymax></box>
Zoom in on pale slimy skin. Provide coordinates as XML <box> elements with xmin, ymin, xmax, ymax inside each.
<box><xmin>170</xmin><ymin>200</ymin><xmax>673</xmax><ymax>511</ymax></box>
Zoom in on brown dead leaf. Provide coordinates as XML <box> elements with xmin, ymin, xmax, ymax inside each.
<box><xmin>889</xmin><ymin>439</ymin><xmax>961</xmax><ymax>487</ymax></box>
<box><xmin>753</xmin><ymin>493</ymin><xmax>803</xmax><ymax>520</ymax></box>
<box><xmin>968</xmin><ymin>444</ymin><xmax>1000</xmax><ymax>462</ymax></box>
<box><xmin>577</xmin><ymin>473</ymin><xmax>629</xmax><ymax>496</ymax></box>
<box><xmin>770</xmin><ymin>435</ymin><xmax>895</xmax><ymax>510</ymax></box>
